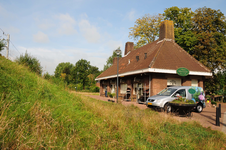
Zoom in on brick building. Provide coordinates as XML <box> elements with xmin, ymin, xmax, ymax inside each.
<box><xmin>95</xmin><ymin>20</ymin><xmax>212</xmax><ymax>101</ymax></box>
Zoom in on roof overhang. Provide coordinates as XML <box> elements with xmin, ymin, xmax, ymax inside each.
<box><xmin>95</xmin><ymin>68</ymin><xmax>212</xmax><ymax>81</ymax></box>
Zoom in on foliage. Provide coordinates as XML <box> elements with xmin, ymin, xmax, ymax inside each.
<box><xmin>0</xmin><ymin>56</ymin><xmax>226</xmax><ymax>149</ymax></box>
<box><xmin>103</xmin><ymin>48</ymin><xmax>122</xmax><ymax>71</ymax></box>
<box><xmin>73</xmin><ymin>59</ymin><xmax>91</xmax><ymax>89</ymax></box>
<box><xmin>43</xmin><ymin>72</ymin><xmax>52</xmax><ymax>80</ymax></box>
<box><xmin>15</xmin><ymin>51</ymin><xmax>42</xmax><ymax>75</ymax></box>
<box><xmin>89</xmin><ymin>85</ymin><xmax>99</xmax><ymax>92</ymax></box>
<box><xmin>54</xmin><ymin>62</ymin><xmax>73</xmax><ymax>84</ymax></box>
<box><xmin>211</xmin><ymin>101</ymin><xmax>217</xmax><ymax>105</ymax></box>
<box><xmin>172</xmin><ymin>96</ymin><xmax>195</xmax><ymax>104</ymax></box>
<box><xmin>0</xmin><ymin>39</ymin><xmax>5</xmax><ymax>52</ymax></box>
<box><xmin>129</xmin><ymin>14</ymin><xmax>164</xmax><ymax>49</ymax></box>
<box><xmin>192</xmin><ymin>7</ymin><xmax>226</xmax><ymax>72</ymax></box>
<box><xmin>163</xmin><ymin>6</ymin><xmax>197</xmax><ymax>54</ymax></box>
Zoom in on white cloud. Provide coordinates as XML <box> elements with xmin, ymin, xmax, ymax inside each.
<box><xmin>17</xmin><ymin>46</ymin><xmax>107</xmax><ymax>74</ymax></box>
<box><xmin>58</xmin><ymin>23</ymin><xmax>77</xmax><ymax>35</ymax></box>
<box><xmin>78</xmin><ymin>19</ymin><xmax>101</xmax><ymax>43</ymax></box>
<box><xmin>125</xmin><ymin>9</ymin><xmax>136</xmax><ymax>21</ymax></box>
<box><xmin>4</xmin><ymin>26</ymin><xmax>20</xmax><ymax>34</ymax></box>
<box><xmin>56</xmin><ymin>13</ymin><xmax>77</xmax><ymax>35</ymax></box>
<box><xmin>33</xmin><ymin>31</ymin><xmax>50</xmax><ymax>43</ymax></box>
<box><xmin>57</xmin><ymin>13</ymin><xmax>76</xmax><ymax>24</ymax></box>
<box><xmin>38</xmin><ymin>21</ymin><xmax>54</xmax><ymax>30</ymax></box>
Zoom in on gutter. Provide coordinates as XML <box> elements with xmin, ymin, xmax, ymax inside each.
<box><xmin>95</xmin><ymin>68</ymin><xmax>212</xmax><ymax>81</ymax></box>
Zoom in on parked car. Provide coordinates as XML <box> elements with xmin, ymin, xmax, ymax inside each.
<box><xmin>146</xmin><ymin>86</ymin><xmax>206</xmax><ymax>113</ymax></box>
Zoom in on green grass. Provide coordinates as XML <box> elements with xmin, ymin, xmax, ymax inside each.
<box><xmin>0</xmin><ymin>56</ymin><xmax>226</xmax><ymax>149</ymax></box>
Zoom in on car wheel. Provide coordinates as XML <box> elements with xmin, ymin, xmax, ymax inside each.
<box><xmin>196</xmin><ymin>104</ymin><xmax>203</xmax><ymax>113</ymax></box>
<box><xmin>164</xmin><ymin>103</ymin><xmax>171</xmax><ymax>113</ymax></box>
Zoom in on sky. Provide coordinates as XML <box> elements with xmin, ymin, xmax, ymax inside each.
<box><xmin>0</xmin><ymin>0</ymin><xmax>225</xmax><ymax>75</ymax></box>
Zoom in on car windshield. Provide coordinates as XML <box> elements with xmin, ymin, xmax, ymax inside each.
<box><xmin>157</xmin><ymin>88</ymin><xmax>177</xmax><ymax>96</ymax></box>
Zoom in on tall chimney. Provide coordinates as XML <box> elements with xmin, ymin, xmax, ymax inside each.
<box><xmin>159</xmin><ymin>20</ymin><xmax>174</xmax><ymax>41</ymax></box>
<box><xmin>113</xmin><ymin>57</ymin><xmax>117</xmax><ymax>65</ymax></box>
<box><xmin>124</xmin><ymin>42</ymin><xmax>134</xmax><ymax>56</ymax></box>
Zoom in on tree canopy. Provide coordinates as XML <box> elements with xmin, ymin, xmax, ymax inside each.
<box><xmin>103</xmin><ymin>48</ymin><xmax>122</xmax><ymax>71</ymax></box>
<box><xmin>129</xmin><ymin>14</ymin><xmax>164</xmax><ymax>49</ymax></box>
<box><xmin>163</xmin><ymin>7</ymin><xmax>197</xmax><ymax>54</ymax></box>
<box><xmin>54</xmin><ymin>62</ymin><xmax>74</xmax><ymax>84</ymax></box>
<box><xmin>192</xmin><ymin>7</ymin><xmax>226</xmax><ymax>72</ymax></box>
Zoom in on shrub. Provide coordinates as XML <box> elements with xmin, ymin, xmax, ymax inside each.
<box><xmin>90</xmin><ymin>86</ymin><xmax>99</xmax><ymax>92</ymax></box>
<box><xmin>15</xmin><ymin>51</ymin><xmax>42</xmax><ymax>75</ymax></box>
<box><xmin>211</xmin><ymin>101</ymin><xmax>217</xmax><ymax>105</ymax></box>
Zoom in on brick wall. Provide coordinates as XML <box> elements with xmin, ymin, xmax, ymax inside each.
<box><xmin>182</xmin><ymin>77</ymin><xmax>191</xmax><ymax>86</ymax></box>
<box><xmin>198</xmin><ymin>80</ymin><xmax>204</xmax><ymax>89</ymax></box>
<box><xmin>151</xmin><ymin>74</ymin><xmax>167</xmax><ymax>96</ymax></box>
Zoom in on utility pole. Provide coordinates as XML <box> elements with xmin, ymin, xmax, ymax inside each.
<box><xmin>6</xmin><ymin>34</ymin><xmax>10</xmax><ymax>59</ymax></box>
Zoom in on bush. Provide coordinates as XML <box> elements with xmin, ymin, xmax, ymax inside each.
<box><xmin>15</xmin><ymin>51</ymin><xmax>42</xmax><ymax>75</ymax></box>
<box><xmin>90</xmin><ymin>86</ymin><xmax>99</xmax><ymax>92</ymax></box>
<box><xmin>67</xmin><ymin>83</ymin><xmax>77</xmax><ymax>90</ymax></box>
<box><xmin>211</xmin><ymin>101</ymin><xmax>217</xmax><ymax>105</ymax></box>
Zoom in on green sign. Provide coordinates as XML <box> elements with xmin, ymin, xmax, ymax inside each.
<box><xmin>176</xmin><ymin>67</ymin><xmax>189</xmax><ymax>76</ymax></box>
<box><xmin>188</xmin><ymin>88</ymin><xmax>196</xmax><ymax>94</ymax></box>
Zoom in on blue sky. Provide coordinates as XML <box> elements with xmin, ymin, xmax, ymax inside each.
<box><xmin>0</xmin><ymin>0</ymin><xmax>225</xmax><ymax>75</ymax></box>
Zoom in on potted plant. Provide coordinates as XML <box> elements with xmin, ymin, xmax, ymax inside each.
<box><xmin>168</xmin><ymin>96</ymin><xmax>196</xmax><ymax>116</ymax></box>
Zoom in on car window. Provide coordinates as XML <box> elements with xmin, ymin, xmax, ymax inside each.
<box><xmin>173</xmin><ymin>89</ymin><xmax>186</xmax><ymax>97</ymax></box>
<box><xmin>157</xmin><ymin>88</ymin><xmax>177</xmax><ymax>96</ymax></box>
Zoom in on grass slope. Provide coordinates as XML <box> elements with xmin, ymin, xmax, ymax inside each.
<box><xmin>0</xmin><ymin>56</ymin><xmax>226</xmax><ymax>149</ymax></box>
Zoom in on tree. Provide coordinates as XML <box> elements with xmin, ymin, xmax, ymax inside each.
<box><xmin>73</xmin><ymin>59</ymin><xmax>91</xmax><ymax>89</ymax></box>
<box><xmin>15</xmin><ymin>51</ymin><xmax>42</xmax><ymax>75</ymax></box>
<box><xmin>54</xmin><ymin>62</ymin><xmax>74</xmax><ymax>84</ymax></box>
<box><xmin>0</xmin><ymin>39</ymin><xmax>5</xmax><ymax>52</ymax></box>
<box><xmin>192</xmin><ymin>7</ymin><xmax>226</xmax><ymax>72</ymax></box>
<box><xmin>129</xmin><ymin>14</ymin><xmax>164</xmax><ymax>49</ymax></box>
<box><xmin>163</xmin><ymin>7</ymin><xmax>197</xmax><ymax>54</ymax></box>
<box><xmin>103</xmin><ymin>48</ymin><xmax>122</xmax><ymax>71</ymax></box>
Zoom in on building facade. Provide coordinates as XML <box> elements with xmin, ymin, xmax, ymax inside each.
<box><xmin>96</xmin><ymin>20</ymin><xmax>212</xmax><ymax>101</ymax></box>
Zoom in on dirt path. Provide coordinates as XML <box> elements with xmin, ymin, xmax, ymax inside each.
<box><xmin>83</xmin><ymin>94</ymin><xmax>226</xmax><ymax>134</ymax></box>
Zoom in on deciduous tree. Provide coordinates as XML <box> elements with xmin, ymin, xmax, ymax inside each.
<box><xmin>54</xmin><ymin>62</ymin><xmax>74</xmax><ymax>84</ymax></box>
<box><xmin>192</xmin><ymin>7</ymin><xmax>226</xmax><ymax>72</ymax></box>
<box><xmin>163</xmin><ymin>6</ymin><xmax>197</xmax><ymax>54</ymax></box>
<box><xmin>129</xmin><ymin>14</ymin><xmax>164</xmax><ymax>49</ymax></box>
<box><xmin>73</xmin><ymin>59</ymin><xmax>91</xmax><ymax>89</ymax></box>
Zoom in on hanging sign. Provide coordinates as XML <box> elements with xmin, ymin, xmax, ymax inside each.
<box><xmin>176</xmin><ymin>67</ymin><xmax>189</xmax><ymax>76</ymax></box>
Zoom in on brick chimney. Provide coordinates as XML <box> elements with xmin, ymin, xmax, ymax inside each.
<box><xmin>159</xmin><ymin>20</ymin><xmax>174</xmax><ymax>41</ymax></box>
<box><xmin>113</xmin><ymin>57</ymin><xmax>117</xmax><ymax>65</ymax></box>
<box><xmin>124</xmin><ymin>42</ymin><xmax>134</xmax><ymax>56</ymax></box>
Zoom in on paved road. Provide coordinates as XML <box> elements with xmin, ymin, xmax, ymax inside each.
<box><xmin>86</xmin><ymin>94</ymin><xmax>226</xmax><ymax>134</ymax></box>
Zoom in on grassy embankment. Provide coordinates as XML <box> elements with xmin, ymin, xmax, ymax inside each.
<box><xmin>0</xmin><ymin>56</ymin><xmax>226</xmax><ymax>149</ymax></box>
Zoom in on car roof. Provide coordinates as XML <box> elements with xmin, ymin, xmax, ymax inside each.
<box><xmin>167</xmin><ymin>86</ymin><xmax>202</xmax><ymax>90</ymax></box>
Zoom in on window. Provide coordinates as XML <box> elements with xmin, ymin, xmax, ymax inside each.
<box><xmin>133</xmin><ymin>83</ymin><xmax>143</xmax><ymax>95</ymax></box>
<box><xmin>173</xmin><ymin>89</ymin><xmax>186</xmax><ymax>97</ymax></box>
<box><xmin>120</xmin><ymin>84</ymin><xmax>127</xmax><ymax>94</ymax></box>
<box><xmin>111</xmin><ymin>84</ymin><xmax>115</xmax><ymax>93</ymax></box>
<box><xmin>191</xmin><ymin>79</ymin><xmax>198</xmax><ymax>87</ymax></box>
<box><xmin>167</xmin><ymin>78</ymin><xmax>181</xmax><ymax>87</ymax></box>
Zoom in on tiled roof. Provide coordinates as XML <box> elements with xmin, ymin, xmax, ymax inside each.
<box><xmin>96</xmin><ymin>39</ymin><xmax>211</xmax><ymax>79</ymax></box>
